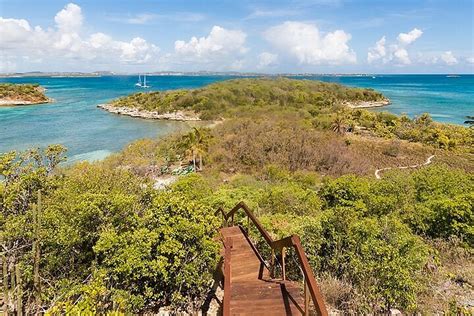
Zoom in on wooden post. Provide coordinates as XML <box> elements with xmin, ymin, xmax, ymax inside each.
<box><xmin>281</xmin><ymin>247</ymin><xmax>286</xmax><ymax>281</ymax></box>
<box><xmin>15</xmin><ymin>264</ymin><xmax>22</xmax><ymax>316</ymax></box>
<box><xmin>247</xmin><ymin>215</ymin><xmax>250</xmax><ymax>234</ymax></box>
<box><xmin>304</xmin><ymin>278</ymin><xmax>310</xmax><ymax>316</ymax></box>
<box><xmin>2</xmin><ymin>254</ymin><xmax>8</xmax><ymax>316</ymax></box>
<box><xmin>270</xmin><ymin>249</ymin><xmax>275</xmax><ymax>279</ymax></box>
<box><xmin>223</xmin><ymin>237</ymin><xmax>233</xmax><ymax>316</ymax></box>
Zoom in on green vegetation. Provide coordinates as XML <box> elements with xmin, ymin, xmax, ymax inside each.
<box><xmin>0</xmin><ymin>83</ymin><xmax>50</xmax><ymax>104</ymax></box>
<box><xmin>2</xmin><ymin>78</ymin><xmax>473</xmax><ymax>314</ymax></box>
<box><xmin>108</xmin><ymin>78</ymin><xmax>472</xmax><ymax>151</ymax></box>
<box><xmin>109</xmin><ymin>77</ymin><xmax>386</xmax><ymax>120</ymax></box>
<box><xmin>1</xmin><ymin>147</ymin><xmax>220</xmax><ymax>314</ymax></box>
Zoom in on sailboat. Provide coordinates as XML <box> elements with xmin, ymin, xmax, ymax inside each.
<box><xmin>135</xmin><ymin>74</ymin><xmax>142</xmax><ymax>87</ymax></box>
<box><xmin>135</xmin><ymin>74</ymin><xmax>150</xmax><ymax>88</ymax></box>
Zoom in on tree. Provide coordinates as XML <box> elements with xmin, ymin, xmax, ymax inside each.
<box><xmin>179</xmin><ymin>127</ymin><xmax>212</xmax><ymax>171</ymax></box>
<box><xmin>331</xmin><ymin>112</ymin><xmax>349</xmax><ymax>135</ymax></box>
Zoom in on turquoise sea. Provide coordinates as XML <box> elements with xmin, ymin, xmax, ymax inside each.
<box><xmin>1</xmin><ymin>75</ymin><xmax>473</xmax><ymax>162</ymax></box>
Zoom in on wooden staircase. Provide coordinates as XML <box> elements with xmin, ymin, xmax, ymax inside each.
<box><xmin>216</xmin><ymin>202</ymin><xmax>328</xmax><ymax>316</ymax></box>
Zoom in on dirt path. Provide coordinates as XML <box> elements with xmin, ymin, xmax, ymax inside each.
<box><xmin>375</xmin><ymin>155</ymin><xmax>435</xmax><ymax>179</ymax></box>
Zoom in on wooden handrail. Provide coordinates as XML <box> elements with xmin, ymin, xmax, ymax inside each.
<box><xmin>291</xmin><ymin>235</ymin><xmax>327</xmax><ymax>316</ymax></box>
<box><xmin>223</xmin><ymin>237</ymin><xmax>233</xmax><ymax>316</ymax></box>
<box><xmin>217</xmin><ymin>202</ymin><xmax>328</xmax><ymax>316</ymax></box>
<box><xmin>215</xmin><ymin>202</ymin><xmax>274</xmax><ymax>246</ymax></box>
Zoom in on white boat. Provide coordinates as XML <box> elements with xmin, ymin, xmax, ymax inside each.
<box><xmin>135</xmin><ymin>74</ymin><xmax>151</xmax><ymax>88</ymax></box>
<box><xmin>135</xmin><ymin>74</ymin><xmax>142</xmax><ymax>87</ymax></box>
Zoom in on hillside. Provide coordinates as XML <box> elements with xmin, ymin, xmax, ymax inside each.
<box><xmin>103</xmin><ymin>78</ymin><xmax>472</xmax><ymax>151</ymax></box>
<box><xmin>0</xmin><ymin>83</ymin><xmax>51</xmax><ymax>105</ymax></box>
<box><xmin>103</xmin><ymin>78</ymin><xmax>389</xmax><ymax>120</ymax></box>
<box><xmin>1</xmin><ymin>79</ymin><xmax>473</xmax><ymax>315</ymax></box>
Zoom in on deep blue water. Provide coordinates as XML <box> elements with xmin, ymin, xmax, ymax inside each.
<box><xmin>1</xmin><ymin>75</ymin><xmax>472</xmax><ymax>161</ymax></box>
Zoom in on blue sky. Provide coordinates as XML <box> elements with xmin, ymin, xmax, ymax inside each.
<box><xmin>0</xmin><ymin>0</ymin><xmax>473</xmax><ymax>73</ymax></box>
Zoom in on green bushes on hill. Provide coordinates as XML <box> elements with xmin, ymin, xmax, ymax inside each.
<box><xmin>2</xmin><ymin>78</ymin><xmax>473</xmax><ymax>314</ymax></box>
<box><xmin>109</xmin><ymin>78</ymin><xmax>386</xmax><ymax>120</ymax></box>
<box><xmin>0</xmin><ymin>149</ymin><xmax>220</xmax><ymax>314</ymax></box>
<box><xmin>0</xmin><ymin>83</ymin><xmax>49</xmax><ymax>103</ymax></box>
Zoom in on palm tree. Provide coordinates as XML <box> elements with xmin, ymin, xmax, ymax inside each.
<box><xmin>331</xmin><ymin>113</ymin><xmax>348</xmax><ymax>135</ymax></box>
<box><xmin>179</xmin><ymin>127</ymin><xmax>211</xmax><ymax>171</ymax></box>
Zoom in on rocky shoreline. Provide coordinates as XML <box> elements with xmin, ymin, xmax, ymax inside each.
<box><xmin>97</xmin><ymin>104</ymin><xmax>201</xmax><ymax>121</ymax></box>
<box><xmin>0</xmin><ymin>98</ymin><xmax>53</xmax><ymax>106</ymax></box>
<box><xmin>344</xmin><ymin>98</ymin><xmax>391</xmax><ymax>109</ymax></box>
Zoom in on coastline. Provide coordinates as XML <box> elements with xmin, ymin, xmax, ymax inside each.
<box><xmin>97</xmin><ymin>98</ymin><xmax>391</xmax><ymax>122</ymax></box>
<box><xmin>97</xmin><ymin>104</ymin><xmax>201</xmax><ymax>121</ymax></box>
<box><xmin>0</xmin><ymin>98</ymin><xmax>53</xmax><ymax>107</ymax></box>
<box><xmin>344</xmin><ymin>99</ymin><xmax>391</xmax><ymax>109</ymax></box>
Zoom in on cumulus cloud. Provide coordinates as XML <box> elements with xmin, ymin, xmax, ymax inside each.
<box><xmin>257</xmin><ymin>52</ymin><xmax>278</xmax><ymax>68</ymax></box>
<box><xmin>440</xmin><ymin>51</ymin><xmax>458</xmax><ymax>65</ymax></box>
<box><xmin>367</xmin><ymin>36</ymin><xmax>386</xmax><ymax>63</ymax></box>
<box><xmin>393</xmin><ymin>48</ymin><xmax>410</xmax><ymax>64</ymax></box>
<box><xmin>0</xmin><ymin>3</ymin><xmax>160</xmax><ymax>71</ymax></box>
<box><xmin>263</xmin><ymin>21</ymin><xmax>356</xmax><ymax>65</ymax></box>
<box><xmin>467</xmin><ymin>57</ymin><xmax>474</xmax><ymax>64</ymax></box>
<box><xmin>368</xmin><ymin>28</ymin><xmax>423</xmax><ymax>65</ymax></box>
<box><xmin>397</xmin><ymin>28</ymin><xmax>423</xmax><ymax>45</ymax></box>
<box><xmin>171</xmin><ymin>26</ymin><xmax>248</xmax><ymax>69</ymax></box>
<box><xmin>55</xmin><ymin>3</ymin><xmax>83</xmax><ymax>32</ymax></box>
<box><xmin>175</xmin><ymin>26</ymin><xmax>247</xmax><ymax>59</ymax></box>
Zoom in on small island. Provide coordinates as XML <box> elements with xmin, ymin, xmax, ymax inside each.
<box><xmin>0</xmin><ymin>83</ymin><xmax>52</xmax><ymax>106</ymax></box>
<box><xmin>99</xmin><ymin>78</ymin><xmax>390</xmax><ymax>121</ymax></box>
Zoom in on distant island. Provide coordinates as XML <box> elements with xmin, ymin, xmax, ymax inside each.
<box><xmin>0</xmin><ymin>71</ymin><xmax>113</xmax><ymax>78</ymax></box>
<box><xmin>0</xmin><ymin>70</ymin><xmax>396</xmax><ymax>78</ymax></box>
<box><xmin>99</xmin><ymin>78</ymin><xmax>390</xmax><ymax>121</ymax></box>
<box><xmin>0</xmin><ymin>83</ymin><xmax>52</xmax><ymax>106</ymax></box>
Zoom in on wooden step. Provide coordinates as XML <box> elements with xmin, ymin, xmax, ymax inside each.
<box><xmin>220</xmin><ymin>226</ymin><xmax>306</xmax><ymax>315</ymax></box>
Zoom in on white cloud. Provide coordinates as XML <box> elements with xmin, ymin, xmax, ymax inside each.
<box><xmin>125</xmin><ymin>13</ymin><xmax>157</xmax><ymax>25</ymax></box>
<box><xmin>440</xmin><ymin>51</ymin><xmax>458</xmax><ymax>65</ymax></box>
<box><xmin>0</xmin><ymin>58</ymin><xmax>16</xmax><ymax>72</ymax></box>
<box><xmin>367</xmin><ymin>36</ymin><xmax>386</xmax><ymax>63</ymax></box>
<box><xmin>368</xmin><ymin>28</ymin><xmax>423</xmax><ymax>65</ymax></box>
<box><xmin>55</xmin><ymin>3</ymin><xmax>83</xmax><ymax>32</ymax></box>
<box><xmin>257</xmin><ymin>52</ymin><xmax>278</xmax><ymax>68</ymax></box>
<box><xmin>108</xmin><ymin>12</ymin><xmax>205</xmax><ymax>24</ymax></box>
<box><xmin>0</xmin><ymin>3</ymin><xmax>160</xmax><ymax>71</ymax></box>
<box><xmin>0</xmin><ymin>18</ymin><xmax>32</xmax><ymax>43</ymax></box>
<box><xmin>174</xmin><ymin>26</ymin><xmax>247</xmax><ymax>66</ymax></box>
<box><xmin>246</xmin><ymin>9</ymin><xmax>302</xmax><ymax>19</ymax></box>
<box><xmin>263</xmin><ymin>21</ymin><xmax>356</xmax><ymax>65</ymax></box>
<box><xmin>393</xmin><ymin>48</ymin><xmax>410</xmax><ymax>64</ymax></box>
<box><xmin>467</xmin><ymin>56</ymin><xmax>474</xmax><ymax>64</ymax></box>
<box><xmin>416</xmin><ymin>52</ymin><xmax>439</xmax><ymax>64</ymax></box>
<box><xmin>397</xmin><ymin>28</ymin><xmax>423</xmax><ymax>45</ymax></box>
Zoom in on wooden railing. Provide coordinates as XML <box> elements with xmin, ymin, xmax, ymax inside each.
<box><xmin>216</xmin><ymin>201</ymin><xmax>328</xmax><ymax>316</ymax></box>
<box><xmin>223</xmin><ymin>237</ymin><xmax>233</xmax><ymax>316</ymax></box>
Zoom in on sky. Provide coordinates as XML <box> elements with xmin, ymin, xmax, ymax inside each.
<box><xmin>0</xmin><ymin>0</ymin><xmax>473</xmax><ymax>73</ymax></box>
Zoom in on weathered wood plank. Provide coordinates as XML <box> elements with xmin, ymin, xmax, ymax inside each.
<box><xmin>220</xmin><ymin>226</ymin><xmax>305</xmax><ymax>315</ymax></box>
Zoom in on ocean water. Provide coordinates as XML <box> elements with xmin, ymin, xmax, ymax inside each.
<box><xmin>293</xmin><ymin>74</ymin><xmax>474</xmax><ymax>123</ymax></box>
<box><xmin>0</xmin><ymin>75</ymin><xmax>472</xmax><ymax>161</ymax></box>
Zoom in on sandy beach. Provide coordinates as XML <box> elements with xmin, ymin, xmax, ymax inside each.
<box><xmin>0</xmin><ymin>99</ymin><xmax>53</xmax><ymax>106</ymax></box>
<box><xmin>344</xmin><ymin>99</ymin><xmax>391</xmax><ymax>108</ymax></box>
